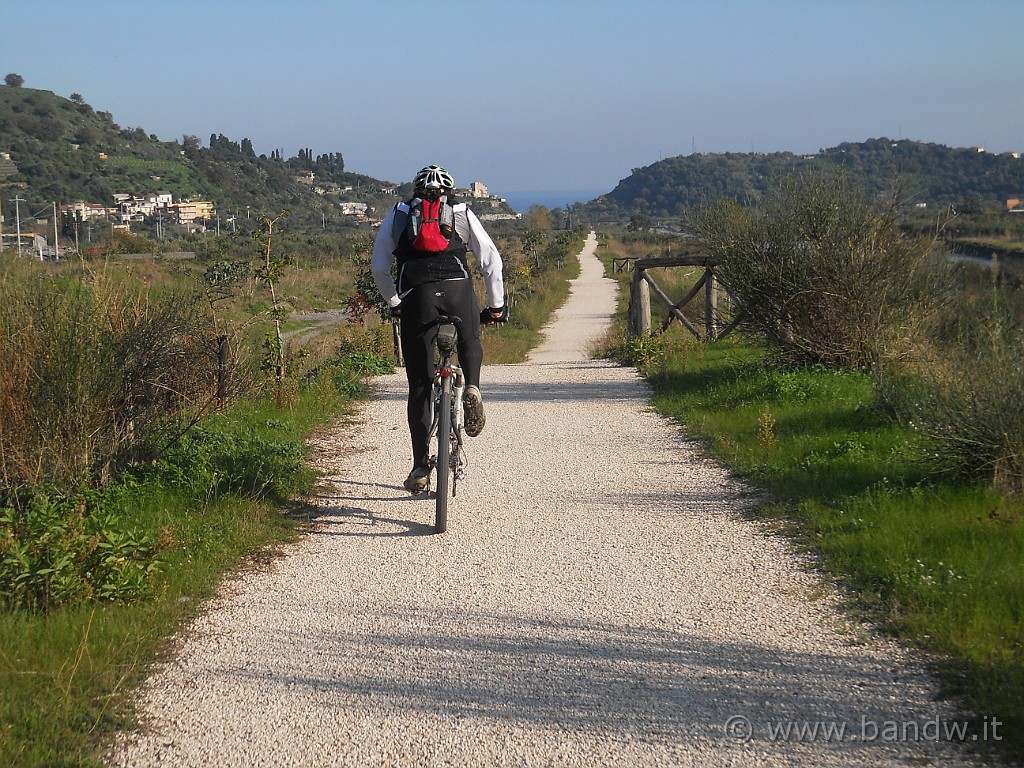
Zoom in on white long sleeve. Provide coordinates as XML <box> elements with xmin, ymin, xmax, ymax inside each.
<box><xmin>370</xmin><ymin>205</ymin><xmax>402</xmax><ymax>308</ymax></box>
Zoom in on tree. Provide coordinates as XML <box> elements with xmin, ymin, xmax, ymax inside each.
<box><xmin>70</xmin><ymin>92</ymin><xmax>84</xmax><ymax>104</ymax></box>
<box><xmin>74</xmin><ymin>125</ymin><xmax>98</xmax><ymax>145</ymax></box>
<box><xmin>4</xmin><ymin>73</ymin><xmax>24</xmax><ymax>87</ymax></box>
<box><xmin>627</xmin><ymin>213</ymin><xmax>652</xmax><ymax>232</ymax></box>
<box><xmin>522</xmin><ymin>205</ymin><xmax>551</xmax><ymax>231</ymax></box>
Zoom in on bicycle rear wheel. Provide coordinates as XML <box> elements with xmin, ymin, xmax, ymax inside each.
<box><xmin>434</xmin><ymin>376</ymin><xmax>452</xmax><ymax>533</ymax></box>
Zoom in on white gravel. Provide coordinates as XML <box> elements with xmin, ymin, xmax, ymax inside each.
<box><xmin>108</xmin><ymin>233</ymin><xmax>982</xmax><ymax>767</ymax></box>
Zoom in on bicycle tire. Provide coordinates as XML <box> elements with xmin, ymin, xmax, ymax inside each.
<box><xmin>434</xmin><ymin>375</ymin><xmax>452</xmax><ymax>533</ymax></box>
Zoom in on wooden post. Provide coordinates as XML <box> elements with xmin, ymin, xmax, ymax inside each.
<box><xmin>628</xmin><ymin>269</ymin><xmax>639</xmax><ymax>336</ymax></box>
<box><xmin>392</xmin><ymin>318</ymin><xmax>404</xmax><ymax>367</ymax></box>
<box><xmin>629</xmin><ymin>266</ymin><xmax>651</xmax><ymax>337</ymax></box>
<box><xmin>705</xmin><ymin>266</ymin><xmax>718</xmax><ymax>340</ymax></box>
<box><xmin>216</xmin><ymin>334</ymin><xmax>229</xmax><ymax>408</ymax></box>
<box><xmin>638</xmin><ymin>273</ymin><xmax>651</xmax><ymax>336</ymax></box>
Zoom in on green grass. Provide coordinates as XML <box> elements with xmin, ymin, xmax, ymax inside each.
<box><xmin>615</xmin><ymin>329</ymin><xmax>1024</xmax><ymax>763</ymax></box>
<box><xmin>0</xmin><ymin>344</ymin><xmax>382</xmax><ymax>767</ymax></box>
<box><xmin>0</xmin><ymin>492</ymin><xmax>284</xmax><ymax>767</ymax></box>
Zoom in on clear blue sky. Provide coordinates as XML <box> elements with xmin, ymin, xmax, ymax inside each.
<box><xmin>3</xmin><ymin>0</ymin><xmax>1022</xmax><ymax>196</ymax></box>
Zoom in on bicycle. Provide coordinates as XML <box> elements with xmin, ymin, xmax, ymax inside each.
<box><xmin>425</xmin><ymin>314</ymin><xmax>467</xmax><ymax>534</ymax></box>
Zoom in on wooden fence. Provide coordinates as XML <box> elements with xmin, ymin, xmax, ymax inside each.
<box><xmin>627</xmin><ymin>255</ymin><xmax>743</xmax><ymax>341</ymax></box>
<box><xmin>611</xmin><ymin>255</ymin><xmax>638</xmax><ymax>273</ymax></box>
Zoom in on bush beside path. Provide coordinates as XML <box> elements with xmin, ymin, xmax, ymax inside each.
<box><xmin>109</xmin><ymin>233</ymin><xmax>980</xmax><ymax>767</ymax></box>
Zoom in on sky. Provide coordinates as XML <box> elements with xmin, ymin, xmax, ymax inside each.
<box><xmin>3</xmin><ymin>0</ymin><xmax>1022</xmax><ymax>197</ymax></box>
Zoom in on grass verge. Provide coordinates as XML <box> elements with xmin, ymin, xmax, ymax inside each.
<box><xmin>602</xmin><ymin>325</ymin><xmax>1023</xmax><ymax>764</ymax></box>
<box><xmin>596</xmin><ymin>230</ymin><xmax>1023</xmax><ymax>763</ymax></box>
<box><xmin>0</xmin><ymin>340</ymin><xmax>389</xmax><ymax>767</ymax></box>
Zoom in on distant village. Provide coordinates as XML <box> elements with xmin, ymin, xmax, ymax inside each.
<box><xmin>0</xmin><ymin>162</ymin><xmax>517</xmax><ymax>257</ymax></box>
<box><xmin>64</xmin><ymin>192</ymin><xmax>216</xmax><ymax>231</ymax></box>
<box><xmin>61</xmin><ymin>175</ymin><xmax>516</xmax><ymax>234</ymax></box>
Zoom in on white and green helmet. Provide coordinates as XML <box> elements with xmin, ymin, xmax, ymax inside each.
<box><xmin>414</xmin><ymin>164</ymin><xmax>455</xmax><ymax>191</ymax></box>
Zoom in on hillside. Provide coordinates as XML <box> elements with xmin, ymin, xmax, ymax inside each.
<box><xmin>583</xmin><ymin>138</ymin><xmax>1024</xmax><ymax>219</ymax></box>
<box><xmin>0</xmin><ymin>85</ymin><xmax>400</xmax><ymax>232</ymax></box>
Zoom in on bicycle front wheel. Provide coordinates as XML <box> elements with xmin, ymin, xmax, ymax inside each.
<box><xmin>434</xmin><ymin>376</ymin><xmax>452</xmax><ymax>534</ymax></box>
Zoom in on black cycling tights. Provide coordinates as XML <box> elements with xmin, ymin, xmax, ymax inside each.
<box><xmin>400</xmin><ymin>278</ymin><xmax>482</xmax><ymax>467</ymax></box>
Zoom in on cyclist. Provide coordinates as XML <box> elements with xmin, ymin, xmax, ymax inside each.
<box><xmin>371</xmin><ymin>164</ymin><xmax>507</xmax><ymax>494</ymax></box>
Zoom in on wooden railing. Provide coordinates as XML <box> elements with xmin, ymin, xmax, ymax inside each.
<box><xmin>611</xmin><ymin>255</ymin><xmax>639</xmax><ymax>273</ymax></box>
<box><xmin>627</xmin><ymin>255</ymin><xmax>743</xmax><ymax>341</ymax></box>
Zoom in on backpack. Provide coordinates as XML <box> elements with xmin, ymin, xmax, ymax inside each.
<box><xmin>393</xmin><ymin>196</ymin><xmax>455</xmax><ymax>252</ymax></box>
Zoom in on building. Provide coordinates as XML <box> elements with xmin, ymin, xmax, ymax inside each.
<box><xmin>115</xmin><ymin>192</ymin><xmax>172</xmax><ymax>221</ymax></box>
<box><xmin>148</xmin><ymin>191</ymin><xmax>174</xmax><ymax>208</ymax></box>
<box><xmin>61</xmin><ymin>201</ymin><xmax>112</xmax><ymax>225</ymax></box>
<box><xmin>339</xmin><ymin>202</ymin><xmax>368</xmax><ymax>216</ymax></box>
<box><xmin>470</xmin><ymin>181</ymin><xmax>489</xmax><ymax>198</ymax></box>
<box><xmin>171</xmin><ymin>200</ymin><xmax>216</xmax><ymax>225</ymax></box>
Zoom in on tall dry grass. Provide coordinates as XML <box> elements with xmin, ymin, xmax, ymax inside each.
<box><xmin>882</xmin><ymin>266</ymin><xmax>1024</xmax><ymax>493</ymax></box>
<box><xmin>0</xmin><ymin>257</ymin><xmax>219</xmax><ymax>491</ymax></box>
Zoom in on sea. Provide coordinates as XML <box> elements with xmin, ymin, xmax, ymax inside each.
<box><xmin>501</xmin><ymin>189</ymin><xmax>609</xmax><ymax>214</ymax></box>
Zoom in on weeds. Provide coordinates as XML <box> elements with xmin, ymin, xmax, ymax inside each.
<box><xmin>0</xmin><ymin>260</ymin><xmax>218</xmax><ymax>491</ymax></box>
<box><xmin>0</xmin><ymin>489</ymin><xmax>162</xmax><ymax>611</ymax></box>
<box><xmin>602</xmin><ymin>329</ymin><xmax>667</xmax><ymax>375</ymax></box>
<box><xmin>882</xmin><ymin>277</ymin><xmax>1024</xmax><ymax>493</ymax></box>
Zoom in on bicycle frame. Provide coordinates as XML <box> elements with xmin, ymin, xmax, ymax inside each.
<box><xmin>427</xmin><ymin>317</ymin><xmax>467</xmax><ymax>533</ymax></box>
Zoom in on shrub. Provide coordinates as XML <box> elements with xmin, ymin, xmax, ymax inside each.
<box><xmin>331</xmin><ymin>320</ymin><xmax>396</xmax><ymax>377</ymax></box>
<box><xmin>883</xmin><ymin>283</ymin><xmax>1024</xmax><ymax>493</ymax></box>
<box><xmin>689</xmin><ymin>174</ymin><xmax>946</xmax><ymax>371</ymax></box>
<box><xmin>603</xmin><ymin>330</ymin><xmax>669</xmax><ymax>375</ymax></box>
<box><xmin>0</xmin><ymin>488</ymin><xmax>162</xmax><ymax>611</ymax></box>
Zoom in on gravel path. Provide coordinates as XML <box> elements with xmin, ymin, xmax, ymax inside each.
<box><xmin>109</xmin><ymin>233</ymin><xmax>981</xmax><ymax>767</ymax></box>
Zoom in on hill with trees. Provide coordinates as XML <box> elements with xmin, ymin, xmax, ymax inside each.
<box><xmin>0</xmin><ymin>81</ymin><xmax>398</xmax><ymax>232</ymax></box>
<box><xmin>582</xmin><ymin>138</ymin><xmax>1024</xmax><ymax>220</ymax></box>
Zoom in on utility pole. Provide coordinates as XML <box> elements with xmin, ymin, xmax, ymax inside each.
<box><xmin>53</xmin><ymin>201</ymin><xmax>60</xmax><ymax>260</ymax></box>
<box><xmin>10</xmin><ymin>195</ymin><xmax>25</xmax><ymax>256</ymax></box>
